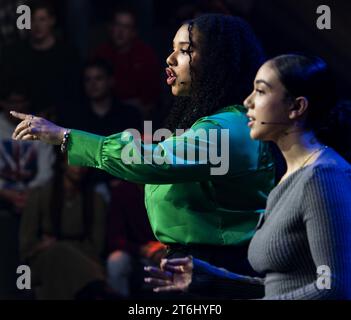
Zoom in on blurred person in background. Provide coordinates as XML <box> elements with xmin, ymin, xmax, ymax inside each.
<box><xmin>0</xmin><ymin>83</ymin><xmax>55</xmax><ymax>215</ymax></box>
<box><xmin>93</xmin><ymin>4</ymin><xmax>161</xmax><ymax>120</ymax></box>
<box><xmin>0</xmin><ymin>81</ymin><xmax>54</xmax><ymax>298</ymax></box>
<box><xmin>106</xmin><ymin>181</ymin><xmax>166</xmax><ymax>298</ymax></box>
<box><xmin>19</xmin><ymin>152</ymin><xmax>114</xmax><ymax>300</ymax></box>
<box><xmin>69</xmin><ymin>58</ymin><xmax>142</xmax><ymax>137</ymax></box>
<box><xmin>61</xmin><ymin>58</ymin><xmax>142</xmax><ymax>203</ymax></box>
<box><xmin>0</xmin><ymin>0</ymin><xmax>80</xmax><ymax>119</ymax></box>
<box><xmin>0</xmin><ymin>0</ymin><xmax>27</xmax><ymax>53</ymax></box>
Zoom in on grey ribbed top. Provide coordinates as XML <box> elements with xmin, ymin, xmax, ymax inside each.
<box><xmin>189</xmin><ymin>148</ymin><xmax>351</xmax><ymax>299</ymax></box>
<box><xmin>248</xmin><ymin>147</ymin><xmax>351</xmax><ymax>299</ymax></box>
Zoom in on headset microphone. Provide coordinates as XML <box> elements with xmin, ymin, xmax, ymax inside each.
<box><xmin>260</xmin><ymin>121</ymin><xmax>298</xmax><ymax>136</ymax></box>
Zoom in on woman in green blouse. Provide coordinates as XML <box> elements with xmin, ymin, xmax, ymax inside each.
<box><xmin>11</xmin><ymin>14</ymin><xmax>275</xmax><ymax>273</ymax></box>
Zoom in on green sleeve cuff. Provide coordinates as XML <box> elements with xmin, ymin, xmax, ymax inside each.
<box><xmin>67</xmin><ymin>129</ymin><xmax>105</xmax><ymax>168</ymax></box>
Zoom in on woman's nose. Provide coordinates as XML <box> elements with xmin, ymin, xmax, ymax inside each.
<box><xmin>166</xmin><ymin>51</ymin><xmax>176</xmax><ymax>67</ymax></box>
<box><xmin>243</xmin><ymin>93</ymin><xmax>253</xmax><ymax>109</ymax></box>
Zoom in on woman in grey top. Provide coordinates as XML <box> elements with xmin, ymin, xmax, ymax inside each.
<box><xmin>144</xmin><ymin>54</ymin><xmax>351</xmax><ymax>300</ymax></box>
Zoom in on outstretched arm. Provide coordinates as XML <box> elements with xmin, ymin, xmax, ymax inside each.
<box><xmin>145</xmin><ymin>256</ymin><xmax>265</xmax><ymax>299</ymax></box>
<box><xmin>11</xmin><ymin>108</ymin><xmax>259</xmax><ymax>185</ymax></box>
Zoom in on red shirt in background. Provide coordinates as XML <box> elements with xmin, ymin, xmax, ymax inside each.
<box><xmin>94</xmin><ymin>39</ymin><xmax>161</xmax><ymax>107</ymax></box>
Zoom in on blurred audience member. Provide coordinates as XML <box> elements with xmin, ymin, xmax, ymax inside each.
<box><xmin>0</xmin><ymin>0</ymin><xmax>27</xmax><ymax>52</ymax></box>
<box><xmin>107</xmin><ymin>181</ymin><xmax>166</xmax><ymax>298</ymax></box>
<box><xmin>61</xmin><ymin>58</ymin><xmax>142</xmax><ymax>203</ymax></box>
<box><xmin>94</xmin><ymin>5</ymin><xmax>161</xmax><ymax>119</ymax></box>
<box><xmin>73</xmin><ymin>58</ymin><xmax>142</xmax><ymax>135</ymax></box>
<box><xmin>19</xmin><ymin>152</ymin><xmax>113</xmax><ymax>300</ymax></box>
<box><xmin>0</xmin><ymin>83</ymin><xmax>55</xmax><ymax>215</ymax></box>
<box><xmin>0</xmin><ymin>0</ymin><xmax>80</xmax><ymax>118</ymax></box>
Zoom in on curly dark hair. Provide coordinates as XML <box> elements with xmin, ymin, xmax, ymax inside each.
<box><xmin>165</xmin><ymin>14</ymin><xmax>265</xmax><ymax>132</ymax></box>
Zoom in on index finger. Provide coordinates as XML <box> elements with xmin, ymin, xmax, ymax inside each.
<box><xmin>10</xmin><ymin>111</ymin><xmax>32</xmax><ymax>121</ymax></box>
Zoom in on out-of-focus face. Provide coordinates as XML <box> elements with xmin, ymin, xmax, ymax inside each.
<box><xmin>84</xmin><ymin>67</ymin><xmax>112</xmax><ymax>100</ymax></box>
<box><xmin>31</xmin><ymin>8</ymin><xmax>55</xmax><ymax>41</ymax></box>
<box><xmin>166</xmin><ymin>24</ymin><xmax>201</xmax><ymax>97</ymax></box>
<box><xmin>110</xmin><ymin>13</ymin><xmax>137</xmax><ymax>49</ymax></box>
<box><xmin>244</xmin><ymin>62</ymin><xmax>293</xmax><ymax>142</ymax></box>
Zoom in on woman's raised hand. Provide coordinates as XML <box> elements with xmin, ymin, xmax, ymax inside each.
<box><xmin>10</xmin><ymin>111</ymin><xmax>67</xmax><ymax>145</ymax></box>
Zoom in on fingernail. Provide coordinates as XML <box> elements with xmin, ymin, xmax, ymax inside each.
<box><xmin>144</xmin><ymin>266</ymin><xmax>150</xmax><ymax>271</ymax></box>
<box><xmin>144</xmin><ymin>278</ymin><xmax>150</xmax><ymax>283</ymax></box>
<box><xmin>153</xmin><ymin>288</ymin><xmax>159</xmax><ymax>292</ymax></box>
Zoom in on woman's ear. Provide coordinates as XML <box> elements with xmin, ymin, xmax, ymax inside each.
<box><xmin>288</xmin><ymin>96</ymin><xmax>309</xmax><ymax>120</ymax></box>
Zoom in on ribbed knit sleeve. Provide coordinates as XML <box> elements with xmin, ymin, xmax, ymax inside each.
<box><xmin>265</xmin><ymin>165</ymin><xmax>351</xmax><ymax>300</ymax></box>
<box><xmin>188</xmin><ymin>258</ymin><xmax>264</xmax><ymax>299</ymax></box>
